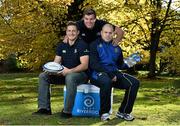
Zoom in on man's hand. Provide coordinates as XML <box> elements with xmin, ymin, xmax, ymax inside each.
<box><xmin>112</xmin><ymin>38</ymin><xmax>121</xmax><ymax>46</ymax></box>
<box><xmin>112</xmin><ymin>76</ymin><xmax>117</xmax><ymax>82</ymax></box>
<box><xmin>63</xmin><ymin>35</ymin><xmax>68</xmax><ymax>43</ymax></box>
<box><xmin>112</xmin><ymin>26</ymin><xmax>124</xmax><ymax>46</ymax></box>
<box><xmin>61</xmin><ymin>67</ymin><xmax>72</xmax><ymax>76</ymax></box>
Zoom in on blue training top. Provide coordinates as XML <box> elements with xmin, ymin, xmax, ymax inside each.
<box><xmin>89</xmin><ymin>38</ymin><xmax>128</xmax><ymax>80</ymax></box>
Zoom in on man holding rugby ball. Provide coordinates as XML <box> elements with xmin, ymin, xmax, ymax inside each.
<box><xmin>33</xmin><ymin>21</ymin><xmax>89</xmax><ymax>118</ymax></box>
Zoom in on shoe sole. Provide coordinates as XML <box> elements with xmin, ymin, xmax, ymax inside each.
<box><xmin>101</xmin><ymin>118</ymin><xmax>110</xmax><ymax>121</ymax></box>
<box><xmin>116</xmin><ymin>114</ymin><xmax>124</xmax><ymax>119</ymax></box>
<box><xmin>116</xmin><ymin>114</ymin><xmax>134</xmax><ymax>121</ymax></box>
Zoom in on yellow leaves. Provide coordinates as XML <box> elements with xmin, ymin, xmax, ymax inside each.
<box><xmin>0</xmin><ymin>0</ymin><xmax>72</xmax><ymax>70</ymax></box>
<box><xmin>158</xmin><ymin>41</ymin><xmax>180</xmax><ymax>74</ymax></box>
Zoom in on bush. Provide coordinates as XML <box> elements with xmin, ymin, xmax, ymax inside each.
<box><xmin>173</xmin><ymin>79</ymin><xmax>180</xmax><ymax>89</ymax></box>
<box><xmin>4</xmin><ymin>54</ymin><xmax>19</xmax><ymax>72</ymax></box>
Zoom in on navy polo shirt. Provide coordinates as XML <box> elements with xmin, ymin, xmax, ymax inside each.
<box><xmin>77</xmin><ymin>19</ymin><xmax>107</xmax><ymax>44</ymax></box>
<box><xmin>56</xmin><ymin>38</ymin><xmax>89</xmax><ymax>69</ymax></box>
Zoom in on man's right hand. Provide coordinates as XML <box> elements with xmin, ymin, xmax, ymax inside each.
<box><xmin>63</xmin><ymin>35</ymin><xmax>68</xmax><ymax>43</ymax></box>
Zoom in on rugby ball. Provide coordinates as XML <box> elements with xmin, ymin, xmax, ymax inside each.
<box><xmin>43</xmin><ymin>62</ymin><xmax>64</xmax><ymax>73</ymax></box>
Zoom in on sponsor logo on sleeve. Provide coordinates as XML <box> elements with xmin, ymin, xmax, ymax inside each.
<box><xmin>81</xmin><ymin>33</ymin><xmax>86</xmax><ymax>36</ymax></box>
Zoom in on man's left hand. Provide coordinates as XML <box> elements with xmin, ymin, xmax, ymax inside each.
<box><xmin>112</xmin><ymin>38</ymin><xmax>121</xmax><ymax>46</ymax></box>
<box><xmin>112</xmin><ymin>76</ymin><xmax>117</xmax><ymax>82</ymax></box>
<box><xmin>61</xmin><ymin>67</ymin><xmax>72</xmax><ymax>76</ymax></box>
<box><xmin>112</xmin><ymin>38</ymin><xmax>122</xmax><ymax>46</ymax></box>
<box><xmin>112</xmin><ymin>26</ymin><xmax>124</xmax><ymax>46</ymax></box>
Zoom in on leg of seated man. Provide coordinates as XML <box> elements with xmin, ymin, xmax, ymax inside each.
<box><xmin>37</xmin><ymin>72</ymin><xmax>65</xmax><ymax>112</ymax></box>
<box><xmin>112</xmin><ymin>71</ymin><xmax>140</xmax><ymax>120</ymax></box>
<box><xmin>90</xmin><ymin>72</ymin><xmax>112</xmax><ymax>117</ymax></box>
<box><xmin>63</xmin><ymin>72</ymin><xmax>88</xmax><ymax>114</ymax></box>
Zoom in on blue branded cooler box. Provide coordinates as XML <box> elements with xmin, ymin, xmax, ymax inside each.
<box><xmin>64</xmin><ymin>84</ymin><xmax>100</xmax><ymax>117</ymax></box>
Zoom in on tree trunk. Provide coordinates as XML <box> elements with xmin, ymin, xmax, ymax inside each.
<box><xmin>148</xmin><ymin>33</ymin><xmax>160</xmax><ymax>78</ymax></box>
<box><xmin>148</xmin><ymin>17</ymin><xmax>161</xmax><ymax>78</ymax></box>
<box><xmin>148</xmin><ymin>0</ymin><xmax>172</xmax><ymax>78</ymax></box>
<box><xmin>148</xmin><ymin>0</ymin><xmax>162</xmax><ymax>78</ymax></box>
<box><xmin>67</xmin><ymin>0</ymin><xmax>85</xmax><ymax>21</ymax></box>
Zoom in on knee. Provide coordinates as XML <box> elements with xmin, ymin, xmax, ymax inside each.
<box><xmin>132</xmin><ymin>79</ymin><xmax>140</xmax><ymax>89</ymax></box>
<box><xmin>39</xmin><ymin>72</ymin><xmax>48</xmax><ymax>80</ymax></box>
<box><xmin>103</xmin><ymin>79</ymin><xmax>112</xmax><ymax>90</ymax></box>
<box><xmin>65</xmin><ymin>73</ymin><xmax>76</xmax><ymax>82</ymax></box>
<box><xmin>65</xmin><ymin>73</ymin><xmax>78</xmax><ymax>87</ymax></box>
<box><xmin>98</xmin><ymin>74</ymin><xmax>112</xmax><ymax>90</ymax></box>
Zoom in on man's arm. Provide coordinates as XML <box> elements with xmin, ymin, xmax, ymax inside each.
<box><xmin>54</xmin><ymin>55</ymin><xmax>62</xmax><ymax>63</ymax></box>
<box><xmin>62</xmin><ymin>55</ymin><xmax>89</xmax><ymax>76</ymax></box>
<box><xmin>71</xmin><ymin>55</ymin><xmax>89</xmax><ymax>72</ymax></box>
<box><xmin>63</xmin><ymin>35</ymin><xmax>68</xmax><ymax>43</ymax></box>
<box><xmin>112</xmin><ymin>26</ymin><xmax>124</xmax><ymax>45</ymax></box>
<box><xmin>54</xmin><ymin>54</ymin><xmax>89</xmax><ymax>76</ymax></box>
<box><xmin>70</xmin><ymin>40</ymin><xmax>89</xmax><ymax>73</ymax></box>
<box><xmin>116</xmin><ymin>49</ymin><xmax>129</xmax><ymax>70</ymax></box>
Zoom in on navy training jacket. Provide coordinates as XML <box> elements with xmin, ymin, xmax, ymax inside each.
<box><xmin>89</xmin><ymin>38</ymin><xmax>128</xmax><ymax>80</ymax></box>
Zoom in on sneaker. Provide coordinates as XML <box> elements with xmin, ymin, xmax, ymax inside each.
<box><xmin>101</xmin><ymin>113</ymin><xmax>110</xmax><ymax>121</ymax></box>
<box><xmin>116</xmin><ymin>112</ymin><xmax>134</xmax><ymax>121</ymax></box>
<box><xmin>61</xmin><ymin>110</ymin><xmax>72</xmax><ymax>118</ymax></box>
<box><xmin>32</xmin><ymin>109</ymin><xmax>52</xmax><ymax>115</ymax></box>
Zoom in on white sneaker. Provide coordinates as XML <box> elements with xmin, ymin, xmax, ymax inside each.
<box><xmin>116</xmin><ymin>112</ymin><xmax>134</xmax><ymax>121</ymax></box>
<box><xmin>101</xmin><ymin>113</ymin><xmax>110</xmax><ymax>121</ymax></box>
<box><xmin>116</xmin><ymin>111</ymin><xmax>124</xmax><ymax>118</ymax></box>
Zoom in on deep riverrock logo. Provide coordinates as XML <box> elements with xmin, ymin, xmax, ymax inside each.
<box><xmin>83</xmin><ymin>95</ymin><xmax>94</xmax><ymax>107</ymax></box>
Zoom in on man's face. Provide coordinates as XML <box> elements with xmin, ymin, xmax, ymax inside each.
<box><xmin>101</xmin><ymin>26</ymin><xmax>114</xmax><ymax>42</ymax></box>
<box><xmin>83</xmin><ymin>14</ymin><xmax>96</xmax><ymax>29</ymax></box>
<box><xmin>66</xmin><ymin>25</ymin><xmax>79</xmax><ymax>41</ymax></box>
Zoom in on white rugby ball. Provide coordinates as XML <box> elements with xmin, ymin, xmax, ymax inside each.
<box><xmin>43</xmin><ymin>62</ymin><xmax>64</xmax><ymax>72</ymax></box>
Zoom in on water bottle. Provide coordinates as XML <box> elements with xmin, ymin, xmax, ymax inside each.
<box><xmin>130</xmin><ymin>52</ymin><xmax>141</xmax><ymax>62</ymax></box>
<box><xmin>124</xmin><ymin>52</ymin><xmax>141</xmax><ymax>68</ymax></box>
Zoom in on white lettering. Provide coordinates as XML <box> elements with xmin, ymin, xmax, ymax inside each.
<box><xmin>77</xmin><ymin>109</ymin><xmax>99</xmax><ymax>115</ymax></box>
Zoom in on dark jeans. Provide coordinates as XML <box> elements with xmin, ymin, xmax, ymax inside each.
<box><xmin>90</xmin><ymin>71</ymin><xmax>140</xmax><ymax>115</ymax></box>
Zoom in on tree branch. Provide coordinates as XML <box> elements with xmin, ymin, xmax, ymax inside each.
<box><xmin>133</xmin><ymin>21</ymin><xmax>149</xmax><ymax>42</ymax></box>
<box><xmin>0</xmin><ymin>14</ymin><xmax>19</xmax><ymax>34</ymax></box>
<box><xmin>160</xmin><ymin>0</ymin><xmax>172</xmax><ymax>32</ymax></box>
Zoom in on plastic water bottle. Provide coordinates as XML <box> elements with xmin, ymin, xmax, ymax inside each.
<box><xmin>130</xmin><ymin>52</ymin><xmax>141</xmax><ymax>62</ymax></box>
<box><xmin>124</xmin><ymin>52</ymin><xmax>141</xmax><ymax>67</ymax></box>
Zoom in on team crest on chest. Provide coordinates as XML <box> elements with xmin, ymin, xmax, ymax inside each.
<box><xmin>114</xmin><ymin>48</ymin><xmax>119</xmax><ymax>53</ymax></box>
<box><xmin>84</xmin><ymin>49</ymin><xmax>89</xmax><ymax>53</ymax></box>
<box><xmin>98</xmin><ymin>44</ymin><xmax>103</xmax><ymax>48</ymax></box>
<box><xmin>74</xmin><ymin>49</ymin><xmax>77</xmax><ymax>53</ymax></box>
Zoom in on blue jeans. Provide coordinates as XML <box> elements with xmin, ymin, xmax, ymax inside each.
<box><xmin>38</xmin><ymin>72</ymin><xmax>88</xmax><ymax>113</ymax></box>
<box><xmin>90</xmin><ymin>71</ymin><xmax>140</xmax><ymax>115</ymax></box>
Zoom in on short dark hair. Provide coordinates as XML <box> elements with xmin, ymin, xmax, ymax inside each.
<box><xmin>66</xmin><ymin>21</ymin><xmax>79</xmax><ymax>30</ymax></box>
<box><xmin>83</xmin><ymin>8</ymin><xmax>96</xmax><ymax>18</ymax></box>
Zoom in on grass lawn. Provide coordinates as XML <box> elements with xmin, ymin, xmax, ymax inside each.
<box><xmin>0</xmin><ymin>73</ymin><xmax>180</xmax><ymax>125</ymax></box>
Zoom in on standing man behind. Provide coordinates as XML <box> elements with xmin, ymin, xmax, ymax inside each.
<box><xmin>64</xmin><ymin>8</ymin><xmax>124</xmax><ymax>45</ymax></box>
<box><xmin>33</xmin><ymin>21</ymin><xmax>89</xmax><ymax>118</ymax></box>
<box><xmin>89</xmin><ymin>24</ymin><xmax>139</xmax><ymax>121</ymax></box>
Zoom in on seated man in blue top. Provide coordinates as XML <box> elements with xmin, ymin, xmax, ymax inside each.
<box><xmin>33</xmin><ymin>21</ymin><xmax>89</xmax><ymax>118</ymax></box>
<box><xmin>89</xmin><ymin>24</ymin><xmax>140</xmax><ymax>121</ymax></box>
